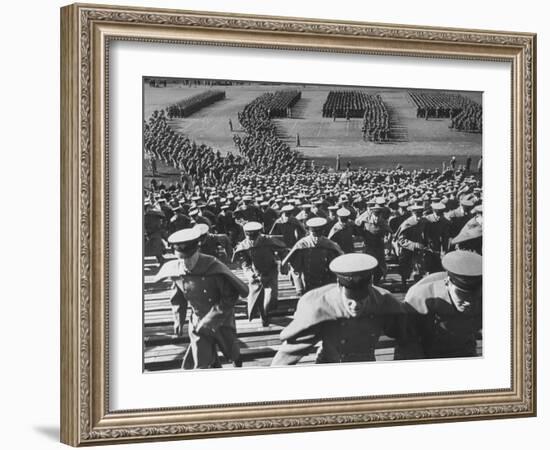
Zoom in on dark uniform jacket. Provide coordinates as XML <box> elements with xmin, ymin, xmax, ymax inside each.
<box><xmin>446</xmin><ymin>206</ymin><xmax>472</xmax><ymax>238</ymax></box>
<box><xmin>399</xmin><ymin>272</ymin><xmax>482</xmax><ymax>359</ymax></box>
<box><xmin>200</xmin><ymin>233</ymin><xmax>233</xmax><ymax>262</ymax></box>
<box><xmin>237</xmin><ymin>204</ymin><xmax>263</xmax><ymax>223</ymax></box>
<box><xmin>424</xmin><ymin>213</ymin><xmax>451</xmax><ymax>254</ymax></box>
<box><xmin>388</xmin><ymin>213</ymin><xmax>408</xmax><ymax>234</ymax></box>
<box><xmin>282</xmin><ymin>235</ymin><xmax>343</xmax><ymax>292</ymax></box>
<box><xmin>169</xmin><ymin>213</ymin><xmax>193</xmax><ymax>234</ymax></box>
<box><xmin>394</xmin><ymin>216</ymin><xmax>426</xmax><ymax>253</ymax></box>
<box><xmin>233</xmin><ymin>235</ymin><xmax>288</xmax><ymax>320</ymax></box>
<box><xmin>262</xmin><ymin>207</ymin><xmax>279</xmax><ymax>233</ymax></box>
<box><xmin>269</xmin><ymin>217</ymin><xmax>306</xmax><ymax>248</ymax></box>
<box><xmin>271</xmin><ymin>284</ymin><xmax>412</xmax><ymax>365</ymax></box>
<box><xmin>328</xmin><ymin>221</ymin><xmax>356</xmax><ymax>254</ymax></box>
<box><xmin>356</xmin><ymin>217</ymin><xmax>391</xmax><ymax>263</ymax></box>
<box><xmin>216</xmin><ymin>211</ymin><xmax>235</xmax><ymax>233</ymax></box>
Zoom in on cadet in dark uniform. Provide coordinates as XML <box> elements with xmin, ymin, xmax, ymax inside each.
<box><xmin>398</xmin><ymin>251</ymin><xmax>482</xmax><ymax>359</ymax></box>
<box><xmin>325</xmin><ymin>205</ymin><xmax>339</xmax><ymax>236</ymax></box>
<box><xmin>194</xmin><ymin>223</ymin><xmax>233</xmax><ymax>263</ymax></box>
<box><xmin>144</xmin><ymin>209</ymin><xmax>167</xmax><ymax>264</ymax></box>
<box><xmin>282</xmin><ymin>217</ymin><xmax>344</xmax><ymax>295</ymax></box>
<box><xmin>154</xmin><ymin>228</ymin><xmax>249</xmax><ymax>369</ymax></box>
<box><xmin>423</xmin><ymin>203</ymin><xmax>451</xmax><ymax>273</ymax></box>
<box><xmin>190</xmin><ymin>208</ymin><xmax>212</xmax><ymax>229</ymax></box>
<box><xmin>260</xmin><ymin>201</ymin><xmax>278</xmax><ymax>234</ymax></box>
<box><xmin>447</xmin><ymin>198</ymin><xmax>474</xmax><ymax>238</ymax></box>
<box><xmin>355</xmin><ymin>205</ymin><xmax>392</xmax><ymax>284</ymax></box>
<box><xmin>197</xmin><ymin>203</ymin><xmax>217</xmax><ymax>229</ymax></box>
<box><xmin>328</xmin><ymin>208</ymin><xmax>356</xmax><ymax>254</ymax></box>
<box><xmin>394</xmin><ymin>205</ymin><xmax>427</xmax><ymax>290</ymax></box>
<box><xmin>271</xmin><ymin>254</ymin><xmax>412</xmax><ymax>365</ymax></box>
<box><xmin>269</xmin><ymin>205</ymin><xmax>306</xmax><ymax>248</ymax></box>
<box><xmin>389</xmin><ymin>201</ymin><xmax>409</xmax><ymax>234</ymax></box>
<box><xmin>238</xmin><ymin>195</ymin><xmax>264</xmax><ymax>223</ymax></box>
<box><xmin>233</xmin><ymin>222</ymin><xmax>288</xmax><ymax>327</ymax></box>
<box><xmin>168</xmin><ymin>206</ymin><xmax>193</xmax><ymax>234</ymax></box>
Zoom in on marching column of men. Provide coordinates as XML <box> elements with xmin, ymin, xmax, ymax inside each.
<box><xmin>148</xmin><ymin>169</ymin><xmax>483</xmax><ymax>369</ymax></box>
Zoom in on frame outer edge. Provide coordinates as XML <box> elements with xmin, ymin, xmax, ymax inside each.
<box><xmin>61</xmin><ymin>2</ymin><xmax>536</xmax><ymax>445</ymax></box>
<box><xmin>61</xmin><ymin>3</ymin><xmax>81</xmax><ymax>447</ymax></box>
<box><xmin>528</xmin><ymin>33</ymin><xmax>536</xmax><ymax>416</ymax></box>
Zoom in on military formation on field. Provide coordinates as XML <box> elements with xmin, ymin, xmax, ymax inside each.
<box><xmin>322</xmin><ymin>90</ymin><xmax>370</xmax><ymax>118</ymax></box>
<box><xmin>145</xmin><ymin>110</ymin><xmax>246</xmax><ymax>186</ymax></box>
<box><xmin>166</xmin><ymin>90</ymin><xmax>226</xmax><ymax>118</ymax></box>
<box><xmin>449</xmin><ymin>103</ymin><xmax>483</xmax><ymax>133</ymax></box>
<box><xmin>256</xmin><ymin>90</ymin><xmax>302</xmax><ymax>118</ymax></box>
<box><xmin>361</xmin><ymin>94</ymin><xmax>390</xmax><ymax>142</ymax></box>
<box><xmin>233</xmin><ymin>93</ymin><xmax>307</xmax><ymax>174</ymax></box>
<box><xmin>408</xmin><ymin>91</ymin><xmax>483</xmax><ymax>133</ymax></box>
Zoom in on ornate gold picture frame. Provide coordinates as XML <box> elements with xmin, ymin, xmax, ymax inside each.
<box><xmin>60</xmin><ymin>3</ymin><xmax>536</xmax><ymax>446</ymax></box>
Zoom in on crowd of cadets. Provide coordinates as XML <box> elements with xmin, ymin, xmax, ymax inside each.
<box><xmin>166</xmin><ymin>90</ymin><xmax>226</xmax><ymax>119</ymax></box>
<box><xmin>144</xmin><ymin>110</ymin><xmax>246</xmax><ymax>186</ymax></box>
<box><xmin>148</xmin><ymin>165</ymin><xmax>483</xmax><ymax>368</ymax></box>
<box><xmin>146</xmin><ymin>165</ymin><xmax>482</xmax><ymax>292</ymax></box>
<box><xmin>361</xmin><ymin>94</ymin><xmax>390</xmax><ymax>142</ymax></box>
<box><xmin>408</xmin><ymin>91</ymin><xmax>483</xmax><ymax>133</ymax></box>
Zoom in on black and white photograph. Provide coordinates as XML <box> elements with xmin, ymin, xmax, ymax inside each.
<box><xmin>143</xmin><ymin>77</ymin><xmax>483</xmax><ymax>372</ymax></box>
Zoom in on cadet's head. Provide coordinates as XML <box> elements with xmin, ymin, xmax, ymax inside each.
<box><xmin>330</xmin><ymin>254</ymin><xmax>378</xmax><ymax>318</ymax></box>
<box><xmin>306</xmin><ymin>217</ymin><xmax>327</xmax><ymax>237</ymax></box>
<box><xmin>398</xmin><ymin>201</ymin><xmax>408</xmax><ymax>214</ymax></box>
<box><xmin>243</xmin><ymin>221</ymin><xmax>263</xmax><ymax>240</ymax></box>
<box><xmin>328</xmin><ymin>206</ymin><xmax>338</xmax><ymax>218</ymax></box>
<box><xmin>461</xmin><ymin>198</ymin><xmax>474</xmax><ymax>213</ymax></box>
<box><xmin>442</xmin><ymin>250</ymin><xmax>482</xmax><ymax>312</ymax></box>
<box><xmin>193</xmin><ymin>223</ymin><xmax>210</xmax><ymax>244</ymax></box>
<box><xmin>370</xmin><ymin>205</ymin><xmax>384</xmax><ymax>223</ymax></box>
<box><xmin>168</xmin><ymin>228</ymin><xmax>201</xmax><ymax>259</ymax></box>
<box><xmin>337</xmin><ymin>208</ymin><xmax>351</xmax><ymax>223</ymax></box>
<box><xmin>281</xmin><ymin>205</ymin><xmax>294</xmax><ymax>218</ymax></box>
<box><xmin>431</xmin><ymin>202</ymin><xmax>446</xmax><ymax>219</ymax></box>
<box><xmin>409</xmin><ymin>204</ymin><xmax>424</xmax><ymax>218</ymax></box>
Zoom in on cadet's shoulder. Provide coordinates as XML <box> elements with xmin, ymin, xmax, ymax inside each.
<box><xmin>401</xmin><ymin>216</ymin><xmax>417</xmax><ymax>226</ymax></box>
<box><xmin>404</xmin><ymin>272</ymin><xmax>448</xmax><ymax>313</ymax></box>
<box><xmin>196</xmin><ymin>253</ymin><xmax>220</xmax><ymax>269</ymax></box>
<box><xmin>371</xmin><ymin>284</ymin><xmax>393</xmax><ymax>298</ymax></box>
<box><xmin>298</xmin><ymin>284</ymin><xmax>338</xmax><ymax>308</ymax></box>
<box><xmin>154</xmin><ymin>259</ymin><xmax>180</xmax><ymax>281</ymax></box>
<box><xmin>234</xmin><ymin>239</ymin><xmax>252</xmax><ymax>252</ymax></box>
<box><xmin>281</xmin><ymin>284</ymin><xmax>341</xmax><ymax>341</ymax></box>
<box><xmin>294</xmin><ymin>236</ymin><xmax>311</xmax><ymax>247</ymax></box>
<box><xmin>370</xmin><ymin>285</ymin><xmax>403</xmax><ymax>311</ymax></box>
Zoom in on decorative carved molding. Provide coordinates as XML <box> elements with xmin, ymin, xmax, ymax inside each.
<box><xmin>86</xmin><ymin>402</ymin><xmax>531</xmax><ymax>440</ymax></box>
<box><xmin>84</xmin><ymin>9</ymin><xmax>532</xmax><ymax>47</ymax></box>
<box><xmin>72</xmin><ymin>5</ymin><xmax>535</xmax><ymax>443</ymax></box>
